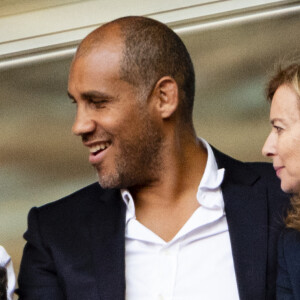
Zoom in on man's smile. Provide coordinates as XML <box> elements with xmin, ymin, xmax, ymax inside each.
<box><xmin>86</xmin><ymin>141</ymin><xmax>111</xmax><ymax>164</ymax></box>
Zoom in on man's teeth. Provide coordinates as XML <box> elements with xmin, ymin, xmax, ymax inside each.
<box><xmin>89</xmin><ymin>143</ymin><xmax>109</xmax><ymax>154</ymax></box>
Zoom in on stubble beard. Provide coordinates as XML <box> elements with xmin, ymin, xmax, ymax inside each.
<box><xmin>96</xmin><ymin>116</ymin><xmax>164</xmax><ymax>189</ymax></box>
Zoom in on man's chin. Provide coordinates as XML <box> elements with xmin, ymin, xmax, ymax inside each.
<box><xmin>96</xmin><ymin>171</ymin><xmax>121</xmax><ymax>189</ymax></box>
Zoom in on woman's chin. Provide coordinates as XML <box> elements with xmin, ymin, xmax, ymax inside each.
<box><xmin>281</xmin><ymin>183</ymin><xmax>300</xmax><ymax>195</ymax></box>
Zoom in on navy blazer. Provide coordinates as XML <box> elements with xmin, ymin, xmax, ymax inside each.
<box><xmin>17</xmin><ymin>148</ymin><xmax>289</xmax><ymax>299</ymax></box>
<box><xmin>277</xmin><ymin>228</ymin><xmax>300</xmax><ymax>299</ymax></box>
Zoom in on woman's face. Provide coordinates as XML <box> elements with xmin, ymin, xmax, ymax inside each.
<box><xmin>262</xmin><ymin>84</ymin><xmax>300</xmax><ymax>194</ymax></box>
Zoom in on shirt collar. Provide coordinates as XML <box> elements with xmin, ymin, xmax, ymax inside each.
<box><xmin>121</xmin><ymin>138</ymin><xmax>225</xmax><ymax>223</ymax></box>
<box><xmin>198</xmin><ymin>138</ymin><xmax>224</xmax><ymax>190</ymax></box>
<box><xmin>196</xmin><ymin>138</ymin><xmax>225</xmax><ymax>210</ymax></box>
<box><xmin>121</xmin><ymin>189</ymin><xmax>136</xmax><ymax>223</ymax></box>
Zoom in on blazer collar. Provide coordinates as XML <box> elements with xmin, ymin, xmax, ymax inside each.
<box><xmin>87</xmin><ymin>187</ymin><xmax>126</xmax><ymax>299</ymax></box>
<box><xmin>212</xmin><ymin>146</ymin><xmax>260</xmax><ymax>186</ymax></box>
<box><xmin>213</xmin><ymin>147</ymin><xmax>268</xmax><ymax>299</ymax></box>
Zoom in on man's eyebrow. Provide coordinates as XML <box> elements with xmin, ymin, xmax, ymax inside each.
<box><xmin>271</xmin><ymin>118</ymin><xmax>285</xmax><ymax>125</ymax></box>
<box><xmin>81</xmin><ymin>91</ymin><xmax>113</xmax><ymax>100</ymax></box>
<box><xmin>67</xmin><ymin>91</ymin><xmax>114</xmax><ymax>101</ymax></box>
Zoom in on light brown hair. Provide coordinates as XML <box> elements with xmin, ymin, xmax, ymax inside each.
<box><xmin>267</xmin><ymin>61</ymin><xmax>300</xmax><ymax>102</ymax></box>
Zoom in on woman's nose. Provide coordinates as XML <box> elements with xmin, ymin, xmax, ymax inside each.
<box><xmin>262</xmin><ymin>132</ymin><xmax>276</xmax><ymax>157</ymax></box>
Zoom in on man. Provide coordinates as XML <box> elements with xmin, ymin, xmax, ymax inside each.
<box><xmin>18</xmin><ymin>16</ymin><xmax>288</xmax><ymax>299</ymax></box>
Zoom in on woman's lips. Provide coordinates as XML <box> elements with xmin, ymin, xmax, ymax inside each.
<box><xmin>274</xmin><ymin>166</ymin><xmax>284</xmax><ymax>178</ymax></box>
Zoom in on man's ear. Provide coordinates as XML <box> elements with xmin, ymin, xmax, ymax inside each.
<box><xmin>151</xmin><ymin>76</ymin><xmax>179</xmax><ymax>119</ymax></box>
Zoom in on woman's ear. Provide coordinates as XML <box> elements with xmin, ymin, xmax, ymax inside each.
<box><xmin>151</xmin><ymin>76</ymin><xmax>179</xmax><ymax>119</ymax></box>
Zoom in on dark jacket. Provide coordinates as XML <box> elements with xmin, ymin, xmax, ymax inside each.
<box><xmin>0</xmin><ymin>267</ymin><xmax>7</xmax><ymax>300</ymax></box>
<box><xmin>277</xmin><ymin>228</ymin><xmax>300</xmax><ymax>300</ymax></box>
<box><xmin>17</xmin><ymin>148</ymin><xmax>289</xmax><ymax>299</ymax></box>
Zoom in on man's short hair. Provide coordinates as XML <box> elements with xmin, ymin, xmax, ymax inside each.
<box><xmin>114</xmin><ymin>16</ymin><xmax>195</xmax><ymax>123</ymax></box>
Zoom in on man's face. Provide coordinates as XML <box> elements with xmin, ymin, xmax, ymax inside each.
<box><xmin>68</xmin><ymin>40</ymin><xmax>164</xmax><ymax>189</ymax></box>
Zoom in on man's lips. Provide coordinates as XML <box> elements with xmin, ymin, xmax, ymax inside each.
<box><xmin>84</xmin><ymin>141</ymin><xmax>111</xmax><ymax>164</ymax></box>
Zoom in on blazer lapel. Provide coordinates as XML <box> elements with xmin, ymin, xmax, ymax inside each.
<box><xmin>87</xmin><ymin>188</ymin><xmax>126</xmax><ymax>300</ymax></box>
<box><xmin>213</xmin><ymin>147</ymin><xmax>268</xmax><ymax>300</ymax></box>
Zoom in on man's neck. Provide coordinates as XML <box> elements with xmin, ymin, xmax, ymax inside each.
<box><xmin>129</xmin><ymin>135</ymin><xmax>208</xmax><ymax>241</ymax></box>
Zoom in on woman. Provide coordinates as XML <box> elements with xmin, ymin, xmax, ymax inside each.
<box><xmin>262</xmin><ymin>62</ymin><xmax>300</xmax><ymax>299</ymax></box>
<box><xmin>0</xmin><ymin>246</ymin><xmax>15</xmax><ymax>300</ymax></box>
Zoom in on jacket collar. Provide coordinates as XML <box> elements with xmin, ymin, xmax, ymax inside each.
<box><xmin>213</xmin><ymin>146</ymin><xmax>268</xmax><ymax>299</ymax></box>
<box><xmin>87</xmin><ymin>187</ymin><xmax>126</xmax><ymax>299</ymax></box>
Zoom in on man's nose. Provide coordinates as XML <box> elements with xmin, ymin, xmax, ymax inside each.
<box><xmin>262</xmin><ymin>132</ymin><xmax>276</xmax><ymax>157</ymax></box>
<box><xmin>72</xmin><ymin>106</ymin><xmax>96</xmax><ymax>136</ymax></box>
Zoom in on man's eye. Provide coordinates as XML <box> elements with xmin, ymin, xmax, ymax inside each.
<box><xmin>274</xmin><ymin>125</ymin><xmax>283</xmax><ymax>133</ymax></box>
<box><xmin>89</xmin><ymin>99</ymin><xmax>107</xmax><ymax>107</ymax></box>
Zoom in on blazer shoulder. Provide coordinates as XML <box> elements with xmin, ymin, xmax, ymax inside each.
<box><xmin>25</xmin><ymin>183</ymin><xmax>125</xmax><ymax>248</ymax></box>
<box><xmin>280</xmin><ymin>229</ymin><xmax>300</xmax><ymax>269</ymax></box>
<box><xmin>244</xmin><ymin>161</ymin><xmax>281</xmax><ymax>185</ymax></box>
<box><xmin>281</xmin><ymin>228</ymin><xmax>300</xmax><ymax>250</ymax></box>
<box><xmin>212</xmin><ymin>145</ymin><xmax>277</xmax><ymax>185</ymax></box>
<box><xmin>244</xmin><ymin>161</ymin><xmax>275</xmax><ymax>176</ymax></box>
<box><xmin>278</xmin><ymin>228</ymin><xmax>300</xmax><ymax>298</ymax></box>
<box><xmin>31</xmin><ymin>182</ymin><xmax>122</xmax><ymax>221</ymax></box>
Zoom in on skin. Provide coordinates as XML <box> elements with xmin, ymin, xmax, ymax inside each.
<box><xmin>68</xmin><ymin>24</ymin><xmax>208</xmax><ymax>241</ymax></box>
<box><xmin>69</xmin><ymin>44</ymin><xmax>164</xmax><ymax>189</ymax></box>
<box><xmin>262</xmin><ymin>84</ymin><xmax>300</xmax><ymax>194</ymax></box>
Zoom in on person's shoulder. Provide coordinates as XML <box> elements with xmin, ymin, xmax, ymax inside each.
<box><xmin>211</xmin><ymin>145</ymin><xmax>275</xmax><ymax>180</ymax></box>
<box><xmin>243</xmin><ymin>161</ymin><xmax>280</xmax><ymax>184</ymax></box>
<box><xmin>244</xmin><ymin>161</ymin><xmax>274</xmax><ymax>174</ymax></box>
<box><xmin>212</xmin><ymin>146</ymin><xmax>288</xmax><ymax>200</ymax></box>
<box><xmin>25</xmin><ymin>183</ymin><xmax>124</xmax><ymax>240</ymax></box>
<box><xmin>30</xmin><ymin>182</ymin><xmax>121</xmax><ymax>219</ymax></box>
<box><xmin>281</xmin><ymin>228</ymin><xmax>300</xmax><ymax>247</ymax></box>
<box><xmin>279</xmin><ymin>228</ymin><xmax>300</xmax><ymax>274</ymax></box>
